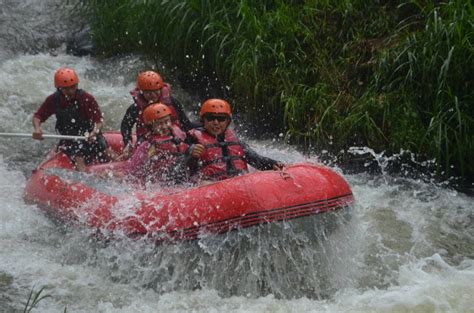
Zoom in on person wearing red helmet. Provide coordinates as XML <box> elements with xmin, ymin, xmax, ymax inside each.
<box><xmin>32</xmin><ymin>67</ymin><xmax>116</xmax><ymax>171</ymax></box>
<box><xmin>119</xmin><ymin>70</ymin><xmax>195</xmax><ymax>159</ymax></box>
<box><xmin>187</xmin><ymin>99</ymin><xmax>284</xmax><ymax>181</ymax></box>
<box><xmin>122</xmin><ymin>103</ymin><xmax>200</xmax><ymax>185</ymax></box>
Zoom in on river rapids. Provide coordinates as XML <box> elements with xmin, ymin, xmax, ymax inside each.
<box><xmin>0</xmin><ymin>1</ymin><xmax>472</xmax><ymax>312</ymax></box>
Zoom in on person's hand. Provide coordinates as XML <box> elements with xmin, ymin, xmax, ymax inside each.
<box><xmin>273</xmin><ymin>162</ymin><xmax>290</xmax><ymax>180</ymax></box>
<box><xmin>272</xmin><ymin>162</ymin><xmax>285</xmax><ymax>171</ymax></box>
<box><xmin>191</xmin><ymin>144</ymin><xmax>205</xmax><ymax>158</ymax></box>
<box><xmin>116</xmin><ymin>144</ymin><xmax>134</xmax><ymax>161</ymax></box>
<box><xmin>85</xmin><ymin>129</ymin><xmax>98</xmax><ymax>142</ymax></box>
<box><xmin>105</xmin><ymin>147</ymin><xmax>119</xmax><ymax>161</ymax></box>
<box><xmin>110</xmin><ymin>171</ymin><xmax>125</xmax><ymax>182</ymax></box>
<box><xmin>98</xmin><ymin>170</ymin><xmax>125</xmax><ymax>180</ymax></box>
<box><xmin>32</xmin><ymin>129</ymin><xmax>44</xmax><ymax>140</ymax></box>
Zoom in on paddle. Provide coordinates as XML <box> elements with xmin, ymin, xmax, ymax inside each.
<box><xmin>0</xmin><ymin>132</ymin><xmax>86</xmax><ymax>140</ymax></box>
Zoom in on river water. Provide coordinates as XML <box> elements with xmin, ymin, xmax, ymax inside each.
<box><xmin>0</xmin><ymin>1</ymin><xmax>473</xmax><ymax>312</ymax></box>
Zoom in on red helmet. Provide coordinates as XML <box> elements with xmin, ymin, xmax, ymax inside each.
<box><xmin>137</xmin><ymin>71</ymin><xmax>164</xmax><ymax>91</ymax></box>
<box><xmin>142</xmin><ymin>103</ymin><xmax>172</xmax><ymax>125</ymax></box>
<box><xmin>200</xmin><ymin>99</ymin><xmax>232</xmax><ymax>117</ymax></box>
<box><xmin>54</xmin><ymin>67</ymin><xmax>79</xmax><ymax>88</ymax></box>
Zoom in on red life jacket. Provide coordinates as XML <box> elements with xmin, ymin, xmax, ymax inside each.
<box><xmin>159</xmin><ymin>82</ymin><xmax>172</xmax><ymax>105</ymax></box>
<box><xmin>147</xmin><ymin>125</ymin><xmax>188</xmax><ymax>174</ymax></box>
<box><xmin>188</xmin><ymin>128</ymin><xmax>248</xmax><ymax>180</ymax></box>
<box><xmin>130</xmin><ymin>83</ymin><xmax>180</xmax><ymax>140</ymax></box>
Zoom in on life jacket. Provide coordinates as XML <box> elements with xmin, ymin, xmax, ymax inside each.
<box><xmin>159</xmin><ymin>82</ymin><xmax>172</xmax><ymax>105</ymax></box>
<box><xmin>54</xmin><ymin>89</ymin><xmax>93</xmax><ymax>136</ymax></box>
<box><xmin>146</xmin><ymin>125</ymin><xmax>189</xmax><ymax>179</ymax></box>
<box><xmin>130</xmin><ymin>83</ymin><xmax>180</xmax><ymax>140</ymax></box>
<box><xmin>188</xmin><ymin>128</ymin><xmax>248</xmax><ymax>180</ymax></box>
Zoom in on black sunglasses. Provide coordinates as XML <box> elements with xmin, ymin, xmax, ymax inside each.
<box><xmin>142</xmin><ymin>90</ymin><xmax>161</xmax><ymax>95</ymax></box>
<box><xmin>204</xmin><ymin>114</ymin><xmax>228</xmax><ymax>122</ymax></box>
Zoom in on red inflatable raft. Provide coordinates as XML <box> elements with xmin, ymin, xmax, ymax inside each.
<box><xmin>24</xmin><ymin>132</ymin><xmax>354</xmax><ymax>241</ymax></box>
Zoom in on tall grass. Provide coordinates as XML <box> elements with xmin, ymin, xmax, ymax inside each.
<box><xmin>368</xmin><ymin>0</ymin><xmax>474</xmax><ymax>178</ymax></box>
<box><xmin>23</xmin><ymin>285</ymin><xmax>52</xmax><ymax>313</ymax></box>
<box><xmin>83</xmin><ymin>0</ymin><xmax>405</xmax><ymax>129</ymax></box>
<box><xmin>81</xmin><ymin>0</ymin><xmax>474</xmax><ymax>182</ymax></box>
<box><xmin>21</xmin><ymin>285</ymin><xmax>67</xmax><ymax>312</ymax></box>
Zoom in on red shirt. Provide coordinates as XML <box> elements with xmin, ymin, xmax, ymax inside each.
<box><xmin>34</xmin><ymin>90</ymin><xmax>103</xmax><ymax>123</ymax></box>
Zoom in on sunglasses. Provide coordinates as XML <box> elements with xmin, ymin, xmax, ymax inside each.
<box><xmin>205</xmin><ymin>114</ymin><xmax>228</xmax><ymax>122</ymax></box>
<box><xmin>142</xmin><ymin>90</ymin><xmax>161</xmax><ymax>95</ymax></box>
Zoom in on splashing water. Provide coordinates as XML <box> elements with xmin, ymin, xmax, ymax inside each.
<box><xmin>0</xmin><ymin>1</ymin><xmax>473</xmax><ymax>312</ymax></box>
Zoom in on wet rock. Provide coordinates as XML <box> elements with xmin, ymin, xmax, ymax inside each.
<box><xmin>66</xmin><ymin>24</ymin><xmax>94</xmax><ymax>56</ymax></box>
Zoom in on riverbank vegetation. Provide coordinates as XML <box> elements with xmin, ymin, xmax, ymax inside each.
<box><xmin>79</xmin><ymin>0</ymin><xmax>473</xmax><ymax>184</ymax></box>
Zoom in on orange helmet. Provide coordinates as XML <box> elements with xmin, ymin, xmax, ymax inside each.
<box><xmin>137</xmin><ymin>71</ymin><xmax>164</xmax><ymax>91</ymax></box>
<box><xmin>54</xmin><ymin>67</ymin><xmax>79</xmax><ymax>88</ymax></box>
<box><xmin>200</xmin><ymin>99</ymin><xmax>232</xmax><ymax>117</ymax></box>
<box><xmin>142</xmin><ymin>103</ymin><xmax>172</xmax><ymax>125</ymax></box>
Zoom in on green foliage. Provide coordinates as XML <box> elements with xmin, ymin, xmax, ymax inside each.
<box><xmin>370</xmin><ymin>0</ymin><xmax>474</xmax><ymax>177</ymax></box>
<box><xmin>21</xmin><ymin>284</ymin><xmax>68</xmax><ymax>312</ymax></box>
<box><xmin>82</xmin><ymin>0</ymin><xmax>474</xmax><ymax>181</ymax></box>
<box><xmin>23</xmin><ymin>285</ymin><xmax>52</xmax><ymax>313</ymax></box>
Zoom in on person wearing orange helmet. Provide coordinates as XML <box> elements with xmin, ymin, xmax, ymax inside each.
<box><xmin>32</xmin><ymin>67</ymin><xmax>116</xmax><ymax>171</ymax></box>
<box><xmin>187</xmin><ymin>99</ymin><xmax>284</xmax><ymax>181</ymax></box>
<box><xmin>119</xmin><ymin>70</ymin><xmax>194</xmax><ymax>159</ymax></box>
<box><xmin>121</xmin><ymin>102</ymin><xmax>200</xmax><ymax>185</ymax></box>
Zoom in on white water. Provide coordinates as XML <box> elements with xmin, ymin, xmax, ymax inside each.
<box><xmin>0</xmin><ymin>1</ymin><xmax>473</xmax><ymax>312</ymax></box>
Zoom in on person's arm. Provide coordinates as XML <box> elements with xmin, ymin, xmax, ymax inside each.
<box><xmin>32</xmin><ymin>95</ymin><xmax>55</xmax><ymax>140</ymax></box>
<box><xmin>86</xmin><ymin>121</ymin><xmax>103</xmax><ymax>141</ymax></box>
<box><xmin>120</xmin><ymin>104</ymin><xmax>139</xmax><ymax>147</ymax></box>
<box><xmin>183</xmin><ymin>133</ymin><xmax>204</xmax><ymax>176</ymax></box>
<box><xmin>241</xmin><ymin>141</ymin><xmax>284</xmax><ymax>170</ymax></box>
<box><xmin>32</xmin><ymin>116</ymin><xmax>44</xmax><ymax>140</ymax></box>
<box><xmin>166</xmin><ymin>153</ymin><xmax>190</xmax><ymax>183</ymax></box>
<box><xmin>82</xmin><ymin>93</ymin><xmax>105</xmax><ymax>141</ymax></box>
<box><xmin>94</xmin><ymin>121</ymin><xmax>103</xmax><ymax>132</ymax></box>
<box><xmin>124</xmin><ymin>141</ymin><xmax>150</xmax><ymax>176</ymax></box>
<box><xmin>171</xmin><ymin>96</ymin><xmax>198</xmax><ymax>131</ymax></box>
